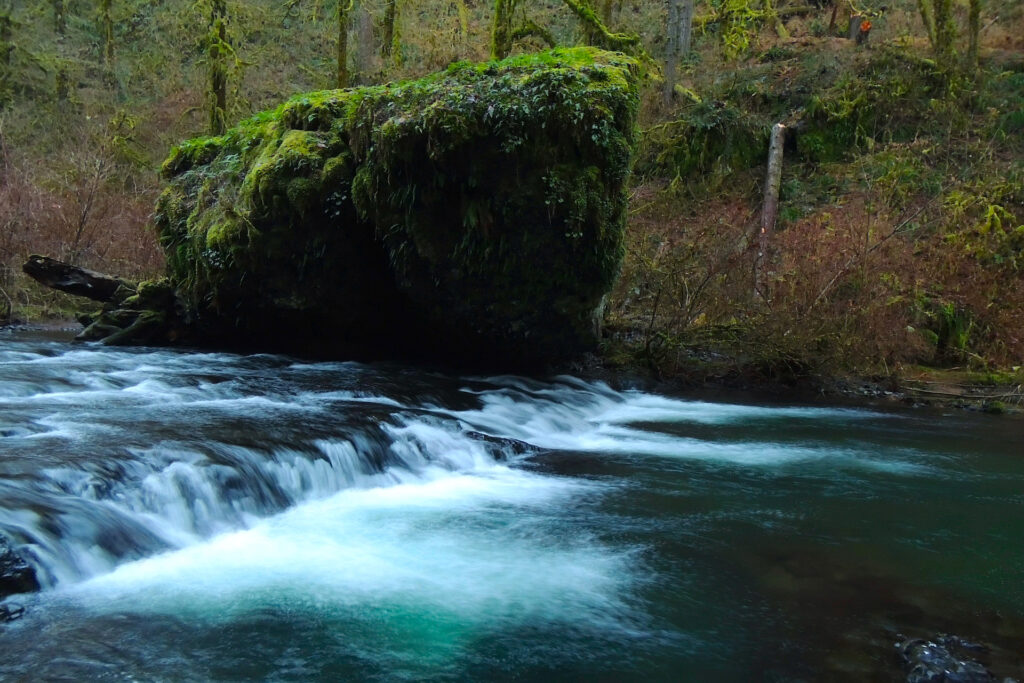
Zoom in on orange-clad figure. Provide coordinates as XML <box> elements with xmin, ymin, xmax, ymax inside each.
<box><xmin>857</xmin><ymin>19</ymin><xmax>872</xmax><ymax>45</ymax></box>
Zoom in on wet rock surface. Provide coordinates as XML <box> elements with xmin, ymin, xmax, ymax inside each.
<box><xmin>0</xmin><ymin>536</ymin><xmax>39</xmax><ymax>600</ymax></box>
<box><xmin>896</xmin><ymin>634</ymin><xmax>1017</xmax><ymax>683</ymax></box>
<box><xmin>0</xmin><ymin>603</ymin><xmax>25</xmax><ymax>623</ymax></box>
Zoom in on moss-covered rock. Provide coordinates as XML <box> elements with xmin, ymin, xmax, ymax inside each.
<box><xmin>152</xmin><ymin>47</ymin><xmax>639</xmax><ymax>364</ymax></box>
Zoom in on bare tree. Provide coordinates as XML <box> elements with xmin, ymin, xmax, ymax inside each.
<box><xmin>664</xmin><ymin>0</ymin><xmax>680</xmax><ymax>106</ymax></box>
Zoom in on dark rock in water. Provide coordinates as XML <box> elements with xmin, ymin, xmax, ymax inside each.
<box><xmin>0</xmin><ymin>602</ymin><xmax>25</xmax><ymax>623</ymax></box>
<box><xmin>144</xmin><ymin>47</ymin><xmax>639</xmax><ymax>366</ymax></box>
<box><xmin>897</xmin><ymin>635</ymin><xmax>1001</xmax><ymax>683</ymax></box>
<box><xmin>465</xmin><ymin>431</ymin><xmax>534</xmax><ymax>459</ymax></box>
<box><xmin>0</xmin><ymin>537</ymin><xmax>40</xmax><ymax>599</ymax></box>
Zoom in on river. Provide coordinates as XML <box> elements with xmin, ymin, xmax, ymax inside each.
<box><xmin>0</xmin><ymin>331</ymin><xmax>1022</xmax><ymax>681</ymax></box>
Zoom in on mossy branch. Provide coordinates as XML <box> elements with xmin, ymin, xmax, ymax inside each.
<box><xmin>559</xmin><ymin>0</ymin><xmax>640</xmax><ymax>53</ymax></box>
<box><xmin>693</xmin><ymin>5</ymin><xmax>815</xmax><ymax>31</ymax></box>
<box><xmin>510</xmin><ymin>19</ymin><xmax>556</xmax><ymax>48</ymax></box>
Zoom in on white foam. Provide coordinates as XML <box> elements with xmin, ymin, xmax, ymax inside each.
<box><xmin>60</xmin><ymin>468</ymin><xmax>631</xmax><ymax>647</ymax></box>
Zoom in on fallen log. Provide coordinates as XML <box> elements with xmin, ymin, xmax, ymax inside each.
<box><xmin>22</xmin><ymin>255</ymin><xmax>132</xmax><ymax>303</ymax></box>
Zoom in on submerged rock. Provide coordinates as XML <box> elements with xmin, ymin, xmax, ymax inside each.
<box><xmin>149</xmin><ymin>47</ymin><xmax>639</xmax><ymax>365</ymax></box>
<box><xmin>0</xmin><ymin>537</ymin><xmax>39</xmax><ymax>600</ymax></box>
<box><xmin>0</xmin><ymin>603</ymin><xmax>25</xmax><ymax>623</ymax></box>
<box><xmin>897</xmin><ymin>635</ymin><xmax>1010</xmax><ymax>683</ymax></box>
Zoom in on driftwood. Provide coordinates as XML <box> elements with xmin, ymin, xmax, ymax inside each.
<box><xmin>22</xmin><ymin>255</ymin><xmax>131</xmax><ymax>303</ymax></box>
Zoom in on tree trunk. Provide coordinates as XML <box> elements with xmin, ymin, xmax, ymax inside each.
<box><xmin>679</xmin><ymin>0</ymin><xmax>693</xmax><ymax>55</ymax></box>
<box><xmin>336</xmin><ymin>0</ymin><xmax>351</xmax><ymax>87</ymax></box>
<box><xmin>0</xmin><ymin>5</ymin><xmax>11</xmax><ymax>106</ymax></box>
<box><xmin>382</xmin><ymin>0</ymin><xmax>396</xmax><ymax>57</ymax></box>
<box><xmin>580</xmin><ymin>0</ymin><xmax>598</xmax><ymax>43</ymax></box>
<box><xmin>54</xmin><ymin>0</ymin><xmax>66</xmax><ymax>34</ymax></box>
<box><xmin>756</xmin><ymin>123</ymin><xmax>787</xmax><ymax>298</ymax></box>
<box><xmin>22</xmin><ymin>255</ymin><xmax>131</xmax><ymax>303</ymax></box>
<box><xmin>663</xmin><ymin>0</ymin><xmax>680</xmax><ymax>107</ymax></box>
<box><xmin>848</xmin><ymin>14</ymin><xmax>861</xmax><ymax>40</ymax></box>
<box><xmin>100</xmin><ymin>0</ymin><xmax>114</xmax><ymax>69</ymax></box>
<box><xmin>55</xmin><ymin>0</ymin><xmax>68</xmax><ymax>101</ymax></box>
<box><xmin>209</xmin><ymin>0</ymin><xmax>227</xmax><ymax>134</ymax></box>
<box><xmin>491</xmin><ymin>0</ymin><xmax>515</xmax><ymax>59</ymax></box>
<box><xmin>454</xmin><ymin>0</ymin><xmax>469</xmax><ymax>47</ymax></box>
<box><xmin>968</xmin><ymin>0</ymin><xmax>981</xmax><ymax>69</ymax></box>
<box><xmin>933</xmin><ymin>0</ymin><xmax>956</xmax><ymax>69</ymax></box>
<box><xmin>916</xmin><ymin>0</ymin><xmax>937</xmax><ymax>49</ymax></box>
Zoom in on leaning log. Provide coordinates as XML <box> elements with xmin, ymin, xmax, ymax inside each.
<box><xmin>22</xmin><ymin>255</ymin><xmax>132</xmax><ymax>303</ymax></box>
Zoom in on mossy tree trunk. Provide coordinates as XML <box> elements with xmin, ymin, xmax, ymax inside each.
<box><xmin>932</xmin><ymin>0</ymin><xmax>956</xmax><ymax>68</ymax></box>
<box><xmin>208</xmin><ymin>0</ymin><xmax>228</xmax><ymax>134</ymax></box>
<box><xmin>491</xmin><ymin>0</ymin><xmax>516</xmax><ymax>59</ymax></box>
<box><xmin>454</xmin><ymin>0</ymin><xmax>469</xmax><ymax>48</ymax></box>
<box><xmin>54</xmin><ymin>0</ymin><xmax>68</xmax><ymax>100</ymax></box>
<box><xmin>99</xmin><ymin>0</ymin><xmax>114</xmax><ymax>70</ymax></box>
<box><xmin>968</xmin><ymin>0</ymin><xmax>981</xmax><ymax>69</ymax></box>
<box><xmin>916</xmin><ymin>0</ymin><xmax>963</xmax><ymax>71</ymax></box>
<box><xmin>579</xmin><ymin>0</ymin><xmax>598</xmax><ymax>43</ymax></box>
<box><xmin>381</xmin><ymin>0</ymin><xmax>397</xmax><ymax>57</ymax></box>
<box><xmin>54</xmin><ymin>0</ymin><xmax>65</xmax><ymax>33</ymax></box>
<box><xmin>336</xmin><ymin>0</ymin><xmax>352</xmax><ymax>87</ymax></box>
<box><xmin>916</xmin><ymin>0</ymin><xmax>937</xmax><ymax>49</ymax></box>
<box><xmin>0</xmin><ymin>3</ymin><xmax>11</xmax><ymax>106</ymax></box>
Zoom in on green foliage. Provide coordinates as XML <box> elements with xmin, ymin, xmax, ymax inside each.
<box><xmin>710</xmin><ymin>0</ymin><xmax>765</xmax><ymax>58</ymax></box>
<box><xmin>798</xmin><ymin>49</ymin><xmax>952</xmax><ymax>162</ymax></box>
<box><xmin>641</xmin><ymin>98</ymin><xmax>769</xmax><ymax>181</ymax></box>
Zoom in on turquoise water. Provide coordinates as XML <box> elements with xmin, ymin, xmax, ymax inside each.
<box><xmin>0</xmin><ymin>333</ymin><xmax>1021</xmax><ymax>680</ymax></box>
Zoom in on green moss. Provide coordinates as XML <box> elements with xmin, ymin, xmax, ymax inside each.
<box><xmin>162</xmin><ymin>136</ymin><xmax>226</xmax><ymax>178</ymax></box>
<box><xmin>796</xmin><ymin>49</ymin><xmax>954</xmax><ymax>162</ymax></box>
<box><xmin>154</xmin><ymin>47</ymin><xmax>639</xmax><ymax>362</ymax></box>
<box><xmin>644</xmin><ymin>99</ymin><xmax>769</xmax><ymax>179</ymax></box>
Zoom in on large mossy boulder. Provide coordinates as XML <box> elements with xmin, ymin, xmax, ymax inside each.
<box><xmin>154</xmin><ymin>47</ymin><xmax>639</xmax><ymax>365</ymax></box>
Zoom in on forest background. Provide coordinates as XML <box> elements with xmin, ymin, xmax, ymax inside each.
<box><xmin>0</xmin><ymin>0</ymin><xmax>1022</xmax><ymax>398</ymax></box>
